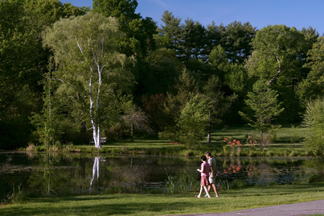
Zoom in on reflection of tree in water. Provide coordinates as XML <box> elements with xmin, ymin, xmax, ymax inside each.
<box><xmin>27</xmin><ymin>154</ymin><xmax>92</xmax><ymax>196</ymax></box>
<box><xmin>104</xmin><ymin>157</ymin><xmax>151</xmax><ymax>192</ymax></box>
<box><xmin>216</xmin><ymin>158</ymin><xmax>309</xmax><ymax>188</ymax></box>
<box><xmin>90</xmin><ymin>156</ymin><xmax>100</xmax><ymax>191</ymax></box>
<box><xmin>1</xmin><ymin>154</ymin><xmax>318</xmax><ymax>197</ymax></box>
<box><xmin>88</xmin><ymin>156</ymin><xmax>164</xmax><ymax>193</ymax></box>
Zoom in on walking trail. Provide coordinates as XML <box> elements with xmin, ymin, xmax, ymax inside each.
<box><xmin>173</xmin><ymin>200</ymin><xmax>324</xmax><ymax>216</ymax></box>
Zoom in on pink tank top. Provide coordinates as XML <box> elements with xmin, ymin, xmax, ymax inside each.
<box><xmin>201</xmin><ymin>161</ymin><xmax>210</xmax><ymax>177</ymax></box>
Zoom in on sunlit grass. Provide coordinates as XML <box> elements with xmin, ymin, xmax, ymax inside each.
<box><xmin>24</xmin><ymin>125</ymin><xmax>313</xmax><ymax>157</ymax></box>
<box><xmin>1</xmin><ymin>183</ymin><xmax>324</xmax><ymax>216</ymax></box>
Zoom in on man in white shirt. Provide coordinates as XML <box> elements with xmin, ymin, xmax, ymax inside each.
<box><xmin>206</xmin><ymin>152</ymin><xmax>219</xmax><ymax>197</ymax></box>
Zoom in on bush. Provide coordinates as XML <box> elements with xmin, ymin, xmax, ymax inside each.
<box><xmin>303</xmin><ymin>98</ymin><xmax>324</xmax><ymax>155</ymax></box>
<box><xmin>26</xmin><ymin>143</ymin><xmax>35</xmax><ymax>151</ymax></box>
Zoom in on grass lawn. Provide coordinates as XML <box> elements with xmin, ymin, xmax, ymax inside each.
<box><xmin>1</xmin><ymin>182</ymin><xmax>324</xmax><ymax>216</ymax></box>
<box><xmin>88</xmin><ymin>138</ymin><xmax>184</xmax><ymax>149</ymax></box>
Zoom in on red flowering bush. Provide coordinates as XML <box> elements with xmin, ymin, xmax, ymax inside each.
<box><xmin>224</xmin><ymin>137</ymin><xmax>242</xmax><ymax>147</ymax></box>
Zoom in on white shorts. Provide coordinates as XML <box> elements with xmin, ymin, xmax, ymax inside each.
<box><xmin>209</xmin><ymin>174</ymin><xmax>215</xmax><ymax>184</ymax></box>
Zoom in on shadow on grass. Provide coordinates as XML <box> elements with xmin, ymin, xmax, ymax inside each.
<box><xmin>1</xmin><ymin>199</ymin><xmax>189</xmax><ymax>216</ymax></box>
<box><xmin>26</xmin><ymin>195</ymin><xmax>117</xmax><ymax>203</ymax></box>
<box><xmin>2</xmin><ymin>183</ymin><xmax>324</xmax><ymax>216</ymax></box>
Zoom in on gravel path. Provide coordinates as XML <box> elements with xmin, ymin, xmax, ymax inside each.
<box><xmin>172</xmin><ymin>200</ymin><xmax>324</xmax><ymax>216</ymax></box>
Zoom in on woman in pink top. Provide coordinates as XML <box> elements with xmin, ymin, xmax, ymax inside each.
<box><xmin>196</xmin><ymin>155</ymin><xmax>211</xmax><ymax>198</ymax></box>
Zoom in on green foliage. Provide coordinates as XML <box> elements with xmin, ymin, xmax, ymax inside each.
<box><xmin>143</xmin><ymin>48</ymin><xmax>181</xmax><ymax>95</ymax></box>
<box><xmin>298</xmin><ymin>37</ymin><xmax>324</xmax><ymax>104</ymax></box>
<box><xmin>223</xmin><ymin>64</ymin><xmax>248</xmax><ymax>94</ymax></box>
<box><xmin>160</xmin><ymin>10</ymin><xmax>183</xmax><ymax>53</ymax></box>
<box><xmin>1</xmin><ymin>0</ymin><xmax>323</xmax><ymax>148</ymax></box>
<box><xmin>0</xmin><ymin>0</ymin><xmax>88</xmax><ymax>149</ymax></box>
<box><xmin>5</xmin><ymin>184</ymin><xmax>25</xmax><ymax>204</ymax></box>
<box><xmin>203</xmin><ymin>76</ymin><xmax>237</xmax><ymax>144</ymax></box>
<box><xmin>177</xmin><ymin>95</ymin><xmax>210</xmax><ymax>148</ymax></box>
<box><xmin>166</xmin><ymin>168</ymin><xmax>199</xmax><ymax>194</ymax></box>
<box><xmin>92</xmin><ymin>0</ymin><xmax>140</xmax><ymax>23</ymax></box>
<box><xmin>24</xmin><ymin>0</ymin><xmax>88</xmax><ymax>32</ymax></box>
<box><xmin>239</xmin><ymin>80</ymin><xmax>284</xmax><ymax>148</ymax></box>
<box><xmin>220</xmin><ymin>21</ymin><xmax>256</xmax><ymax>64</ymax></box>
<box><xmin>160</xmin><ymin>70</ymin><xmax>199</xmax><ymax>142</ymax></box>
<box><xmin>184</xmin><ymin>59</ymin><xmax>219</xmax><ymax>85</ymax></box>
<box><xmin>42</xmin><ymin>12</ymin><xmax>134</xmax><ymax>147</ymax></box>
<box><xmin>303</xmin><ymin>98</ymin><xmax>324</xmax><ymax>155</ymax></box>
<box><xmin>208</xmin><ymin>45</ymin><xmax>227</xmax><ymax>71</ymax></box>
<box><xmin>92</xmin><ymin>0</ymin><xmax>156</xmax><ymax>56</ymax></box>
<box><xmin>180</xmin><ymin>18</ymin><xmax>206</xmax><ymax>61</ymax></box>
<box><xmin>0</xmin><ymin>0</ymin><xmax>40</xmax><ymax>149</ymax></box>
<box><xmin>247</xmin><ymin>25</ymin><xmax>310</xmax><ymax>122</ymax></box>
<box><xmin>142</xmin><ymin>94</ymin><xmax>168</xmax><ymax>131</ymax></box>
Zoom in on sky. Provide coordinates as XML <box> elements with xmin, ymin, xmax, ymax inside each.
<box><xmin>60</xmin><ymin>0</ymin><xmax>324</xmax><ymax>35</ymax></box>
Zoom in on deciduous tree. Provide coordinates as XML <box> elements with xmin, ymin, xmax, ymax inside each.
<box><xmin>43</xmin><ymin>13</ymin><xmax>134</xmax><ymax>148</ymax></box>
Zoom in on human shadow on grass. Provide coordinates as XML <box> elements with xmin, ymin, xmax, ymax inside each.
<box><xmin>1</xmin><ymin>200</ymin><xmax>189</xmax><ymax>216</ymax></box>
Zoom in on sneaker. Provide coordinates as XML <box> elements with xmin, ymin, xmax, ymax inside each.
<box><xmin>205</xmin><ymin>194</ymin><xmax>208</xmax><ymax>197</ymax></box>
<box><xmin>216</xmin><ymin>195</ymin><xmax>219</xmax><ymax>197</ymax></box>
<box><xmin>195</xmin><ymin>195</ymin><xmax>200</xmax><ymax>198</ymax></box>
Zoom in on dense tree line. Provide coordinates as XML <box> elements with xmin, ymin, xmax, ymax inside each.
<box><xmin>0</xmin><ymin>0</ymin><xmax>323</xmax><ymax>149</ymax></box>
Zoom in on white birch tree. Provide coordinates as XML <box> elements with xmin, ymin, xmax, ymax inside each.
<box><xmin>43</xmin><ymin>12</ymin><xmax>133</xmax><ymax>148</ymax></box>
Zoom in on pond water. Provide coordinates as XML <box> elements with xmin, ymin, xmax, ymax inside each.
<box><xmin>0</xmin><ymin>152</ymin><xmax>318</xmax><ymax>201</ymax></box>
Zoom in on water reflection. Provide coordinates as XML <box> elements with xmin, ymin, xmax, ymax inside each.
<box><xmin>0</xmin><ymin>153</ymin><xmax>321</xmax><ymax>200</ymax></box>
<box><xmin>90</xmin><ymin>156</ymin><xmax>100</xmax><ymax>191</ymax></box>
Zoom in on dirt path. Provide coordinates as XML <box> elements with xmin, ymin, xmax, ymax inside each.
<box><xmin>174</xmin><ymin>200</ymin><xmax>324</xmax><ymax>216</ymax></box>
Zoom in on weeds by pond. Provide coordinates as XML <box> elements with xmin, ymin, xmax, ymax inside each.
<box><xmin>1</xmin><ymin>182</ymin><xmax>324</xmax><ymax>216</ymax></box>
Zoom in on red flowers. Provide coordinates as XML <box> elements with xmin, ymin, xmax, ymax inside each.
<box><xmin>224</xmin><ymin>137</ymin><xmax>242</xmax><ymax>147</ymax></box>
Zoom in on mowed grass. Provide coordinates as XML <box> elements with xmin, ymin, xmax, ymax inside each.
<box><xmin>210</xmin><ymin>125</ymin><xmax>311</xmax><ymax>149</ymax></box>
<box><xmin>101</xmin><ymin>138</ymin><xmax>183</xmax><ymax>149</ymax></box>
<box><xmin>1</xmin><ymin>183</ymin><xmax>324</xmax><ymax>216</ymax></box>
<box><xmin>99</xmin><ymin>125</ymin><xmax>310</xmax><ymax>150</ymax></box>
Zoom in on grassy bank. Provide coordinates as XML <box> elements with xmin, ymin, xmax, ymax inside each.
<box><xmin>22</xmin><ymin>126</ymin><xmax>313</xmax><ymax>157</ymax></box>
<box><xmin>1</xmin><ymin>182</ymin><xmax>324</xmax><ymax>215</ymax></box>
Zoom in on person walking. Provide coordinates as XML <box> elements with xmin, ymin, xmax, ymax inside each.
<box><xmin>195</xmin><ymin>155</ymin><xmax>211</xmax><ymax>198</ymax></box>
<box><xmin>206</xmin><ymin>152</ymin><xmax>219</xmax><ymax>197</ymax></box>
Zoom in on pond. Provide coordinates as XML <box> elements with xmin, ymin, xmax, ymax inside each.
<box><xmin>0</xmin><ymin>152</ymin><xmax>318</xmax><ymax>201</ymax></box>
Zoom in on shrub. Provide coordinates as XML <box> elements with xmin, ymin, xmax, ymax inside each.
<box><xmin>303</xmin><ymin>98</ymin><xmax>324</xmax><ymax>155</ymax></box>
<box><xmin>26</xmin><ymin>143</ymin><xmax>35</xmax><ymax>151</ymax></box>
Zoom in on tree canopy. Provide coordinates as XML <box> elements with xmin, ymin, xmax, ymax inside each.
<box><xmin>0</xmin><ymin>0</ymin><xmax>322</xmax><ymax>149</ymax></box>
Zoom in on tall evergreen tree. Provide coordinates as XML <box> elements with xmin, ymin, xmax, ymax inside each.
<box><xmin>221</xmin><ymin>21</ymin><xmax>256</xmax><ymax>64</ymax></box>
<box><xmin>160</xmin><ymin>10</ymin><xmax>184</xmax><ymax>58</ymax></box>
<box><xmin>180</xmin><ymin>18</ymin><xmax>206</xmax><ymax>61</ymax></box>
<box><xmin>239</xmin><ymin>79</ymin><xmax>284</xmax><ymax>149</ymax></box>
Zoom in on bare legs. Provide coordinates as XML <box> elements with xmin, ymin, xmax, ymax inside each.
<box><xmin>196</xmin><ymin>185</ymin><xmax>210</xmax><ymax>198</ymax></box>
<box><xmin>207</xmin><ymin>183</ymin><xmax>219</xmax><ymax>197</ymax></box>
